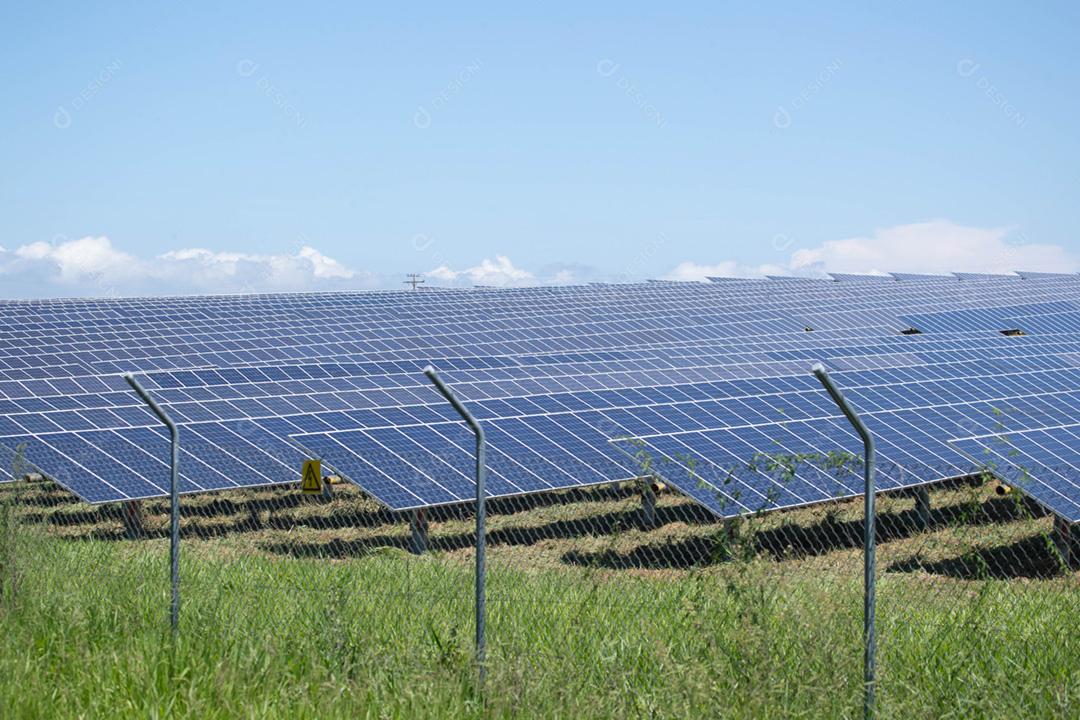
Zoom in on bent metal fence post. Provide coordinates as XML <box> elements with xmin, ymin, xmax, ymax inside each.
<box><xmin>423</xmin><ymin>365</ymin><xmax>488</xmax><ymax>688</ymax></box>
<box><xmin>123</xmin><ymin>372</ymin><xmax>181</xmax><ymax>637</ymax></box>
<box><xmin>812</xmin><ymin>362</ymin><xmax>877</xmax><ymax>720</ymax></box>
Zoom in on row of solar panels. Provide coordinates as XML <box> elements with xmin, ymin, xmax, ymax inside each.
<box><xmin>3</xmin><ymin>275</ymin><xmax>1080</xmax><ymax>522</ymax></box>
<box><xmin>0</xmin><ymin>276</ymin><xmax>1072</xmax><ymax>330</ymax></box>
<box><xmin>4</xmin><ymin>330</ymin><xmax>1080</xmax><ymax>438</ymax></box>
<box><xmin>2</xmin><ymin>280</ymin><xmax>1080</xmax><ymax>385</ymax></box>
<box><xmin>0</xmin><ymin>278</ymin><xmax>1071</xmax><ymax>351</ymax></box>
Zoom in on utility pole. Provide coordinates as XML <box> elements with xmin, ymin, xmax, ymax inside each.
<box><xmin>403</xmin><ymin>273</ymin><xmax>425</xmax><ymax>290</ymax></box>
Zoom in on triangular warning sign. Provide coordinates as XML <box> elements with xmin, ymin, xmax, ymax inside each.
<box><xmin>301</xmin><ymin>459</ymin><xmax>323</xmax><ymax>494</ymax></box>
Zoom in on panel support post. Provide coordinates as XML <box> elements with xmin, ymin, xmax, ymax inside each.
<box><xmin>409</xmin><ymin>509</ymin><xmax>429</xmax><ymax>555</ymax></box>
<box><xmin>424</xmin><ymin>366</ymin><xmax>487</xmax><ymax>692</ymax></box>
<box><xmin>123</xmin><ymin>373</ymin><xmax>181</xmax><ymax>639</ymax></box>
<box><xmin>914</xmin><ymin>487</ymin><xmax>931</xmax><ymax>531</ymax></box>
<box><xmin>813</xmin><ymin>363</ymin><xmax>876</xmax><ymax>720</ymax></box>
<box><xmin>641</xmin><ymin>478</ymin><xmax>657</xmax><ymax>529</ymax></box>
<box><xmin>1054</xmin><ymin>516</ymin><xmax>1073</xmax><ymax>570</ymax></box>
<box><xmin>122</xmin><ymin>500</ymin><xmax>145</xmax><ymax>539</ymax></box>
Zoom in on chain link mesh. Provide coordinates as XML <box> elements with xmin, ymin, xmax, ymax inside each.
<box><xmin>1</xmin><ymin>442</ymin><xmax>1078</xmax><ymax>717</ymax></box>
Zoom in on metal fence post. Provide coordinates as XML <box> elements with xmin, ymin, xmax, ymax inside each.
<box><xmin>423</xmin><ymin>367</ymin><xmax>488</xmax><ymax>686</ymax></box>
<box><xmin>124</xmin><ymin>373</ymin><xmax>181</xmax><ymax>637</ymax></box>
<box><xmin>424</xmin><ymin>366</ymin><xmax>487</xmax><ymax>687</ymax></box>
<box><xmin>812</xmin><ymin>363</ymin><xmax>876</xmax><ymax>719</ymax></box>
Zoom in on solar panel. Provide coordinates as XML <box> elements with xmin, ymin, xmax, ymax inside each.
<box><xmin>889</xmin><ymin>272</ymin><xmax>956</xmax><ymax>282</ymax></box>
<box><xmin>1017</xmin><ymin>271</ymin><xmax>1078</xmax><ymax>280</ymax></box>
<box><xmin>829</xmin><ymin>273</ymin><xmax>896</xmax><ymax>282</ymax></box>
<box><xmin>951</xmin><ymin>424</ymin><xmax>1080</xmax><ymax>520</ymax></box>
<box><xmin>953</xmin><ymin>272</ymin><xmax>1020</xmax><ymax>281</ymax></box>
<box><xmin>900</xmin><ymin>302</ymin><xmax>1080</xmax><ymax>334</ymax></box>
<box><xmin>0</xmin><ymin>441</ymin><xmax>22</xmax><ymax>481</ymax></box>
<box><xmin>4</xmin><ymin>275</ymin><xmax>1080</xmax><ymax>529</ymax></box>
<box><xmin>615</xmin><ymin>377</ymin><xmax>1080</xmax><ymax>521</ymax></box>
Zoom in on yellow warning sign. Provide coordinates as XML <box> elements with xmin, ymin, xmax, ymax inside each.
<box><xmin>301</xmin><ymin>459</ymin><xmax>323</xmax><ymax>494</ymax></box>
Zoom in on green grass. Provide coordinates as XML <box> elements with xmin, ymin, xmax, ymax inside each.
<box><xmin>0</xmin><ymin>482</ymin><xmax>1078</xmax><ymax>718</ymax></box>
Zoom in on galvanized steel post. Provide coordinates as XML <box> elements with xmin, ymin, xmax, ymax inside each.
<box><xmin>424</xmin><ymin>366</ymin><xmax>487</xmax><ymax>687</ymax></box>
<box><xmin>124</xmin><ymin>373</ymin><xmax>181</xmax><ymax>637</ymax></box>
<box><xmin>812</xmin><ymin>363</ymin><xmax>876</xmax><ymax>719</ymax></box>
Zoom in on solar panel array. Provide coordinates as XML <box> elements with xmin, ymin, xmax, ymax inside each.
<box><xmin>2</xmin><ymin>272</ymin><xmax>1080</xmax><ymax>522</ymax></box>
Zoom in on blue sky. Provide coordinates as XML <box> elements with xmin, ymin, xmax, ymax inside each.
<box><xmin>2</xmin><ymin>2</ymin><xmax>1079</xmax><ymax>296</ymax></box>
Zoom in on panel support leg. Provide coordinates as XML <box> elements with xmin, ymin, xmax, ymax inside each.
<box><xmin>1054</xmin><ymin>516</ymin><xmax>1073</xmax><ymax>570</ymax></box>
<box><xmin>122</xmin><ymin>500</ymin><xmax>145</xmax><ymax>539</ymax></box>
<box><xmin>321</xmin><ymin>477</ymin><xmax>333</xmax><ymax>502</ymax></box>
<box><xmin>641</xmin><ymin>479</ymin><xmax>657</xmax><ymax>529</ymax></box>
<box><xmin>410</xmin><ymin>509</ymin><xmax>429</xmax><ymax>555</ymax></box>
<box><xmin>914</xmin><ymin>487</ymin><xmax>931</xmax><ymax>531</ymax></box>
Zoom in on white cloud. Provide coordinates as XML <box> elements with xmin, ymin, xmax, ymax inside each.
<box><xmin>537</xmin><ymin>261</ymin><xmax>605</xmax><ymax>286</ymax></box>
<box><xmin>6</xmin><ymin>220</ymin><xmax>1071</xmax><ymax>299</ymax></box>
<box><xmin>663</xmin><ymin>261</ymin><xmax>788</xmax><ymax>282</ymax></box>
<box><xmin>789</xmin><ymin>220</ymin><xmax>1075</xmax><ymax>275</ymax></box>
<box><xmin>428</xmin><ymin>255</ymin><xmax>535</xmax><ymax>287</ymax></box>
<box><xmin>298</xmin><ymin>246</ymin><xmax>354</xmax><ymax>279</ymax></box>
<box><xmin>0</xmin><ymin>236</ymin><xmax>374</xmax><ymax>297</ymax></box>
<box><xmin>157</xmin><ymin>245</ymin><xmax>359</xmax><ymax>290</ymax></box>
<box><xmin>552</xmin><ymin>269</ymin><xmax>576</xmax><ymax>284</ymax></box>
<box><xmin>15</xmin><ymin>236</ymin><xmax>142</xmax><ymax>282</ymax></box>
<box><xmin>427</xmin><ymin>258</ymin><xmax>614</xmax><ymax>287</ymax></box>
<box><xmin>0</xmin><ymin>241</ymin><xmax>572</xmax><ymax>297</ymax></box>
<box><xmin>667</xmin><ymin>220</ymin><xmax>1077</xmax><ymax>281</ymax></box>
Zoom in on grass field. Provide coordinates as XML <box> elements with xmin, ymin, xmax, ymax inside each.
<box><xmin>0</xmin><ymin>480</ymin><xmax>1078</xmax><ymax>718</ymax></box>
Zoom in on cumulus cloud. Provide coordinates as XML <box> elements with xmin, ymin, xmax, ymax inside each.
<box><xmin>0</xmin><ymin>236</ymin><xmax>375</xmax><ymax>297</ymax></box>
<box><xmin>536</xmin><ymin>262</ymin><xmax>603</xmax><ymax>286</ymax></box>
<box><xmin>14</xmin><ymin>236</ymin><xmax>142</xmax><ymax>283</ymax></box>
<box><xmin>667</xmin><ymin>220</ymin><xmax>1077</xmax><ymax>281</ymax></box>
<box><xmin>424</xmin><ymin>258</ymin><xmax>623</xmax><ymax>287</ymax></box>
<box><xmin>663</xmin><ymin>261</ymin><xmax>788</xmax><ymax>282</ymax></box>
<box><xmin>788</xmin><ymin>220</ymin><xmax>1075</xmax><ymax>276</ymax></box>
<box><xmin>298</xmin><ymin>246</ymin><xmax>355</xmax><ymax>279</ymax></box>
<box><xmin>0</xmin><ymin>239</ymin><xmax>591</xmax><ymax>297</ymax></box>
<box><xmin>5</xmin><ymin>220</ymin><xmax>1070</xmax><ymax>298</ymax></box>
<box><xmin>427</xmin><ymin>255</ymin><xmax>535</xmax><ymax>287</ymax></box>
<box><xmin>157</xmin><ymin>246</ymin><xmax>359</xmax><ymax>290</ymax></box>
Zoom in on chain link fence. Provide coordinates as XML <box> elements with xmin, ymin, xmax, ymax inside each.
<box><xmin>1</xmin><ymin>418</ymin><xmax>1078</xmax><ymax>717</ymax></box>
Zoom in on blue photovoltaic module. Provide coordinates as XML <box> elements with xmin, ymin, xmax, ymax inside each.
<box><xmin>1</xmin><ymin>274</ymin><xmax>1080</xmax><ymax>522</ymax></box>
